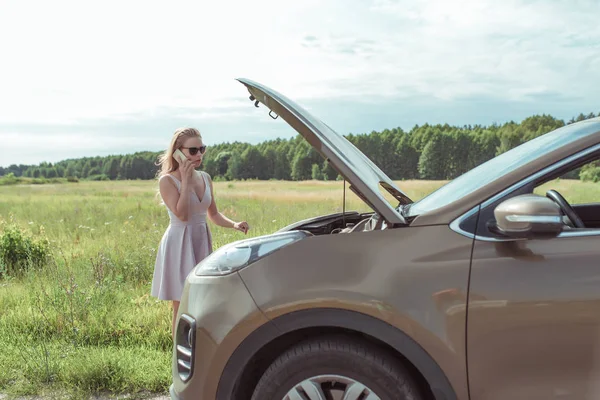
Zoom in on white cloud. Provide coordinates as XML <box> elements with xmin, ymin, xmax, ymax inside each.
<box><xmin>0</xmin><ymin>0</ymin><xmax>598</xmax><ymax>167</ymax></box>
<box><xmin>2</xmin><ymin>0</ymin><xmax>598</xmax><ymax>111</ymax></box>
<box><xmin>0</xmin><ymin>0</ymin><xmax>332</xmax><ymax>123</ymax></box>
<box><xmin>365</xmin><ymin>0</ymin><xmax>600</xmax><ymax>101</ymax></box>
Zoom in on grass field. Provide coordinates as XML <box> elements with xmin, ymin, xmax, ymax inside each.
<box><xmin>0</xmin><ymin>178</ymin><xmax>598</xmax><ymax>399</ymax></box>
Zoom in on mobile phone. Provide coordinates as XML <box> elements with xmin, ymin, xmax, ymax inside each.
<box><xmin>173</xmin><ymin>149</ymin><xmax>187</xmax><ymax>163</ymax></box>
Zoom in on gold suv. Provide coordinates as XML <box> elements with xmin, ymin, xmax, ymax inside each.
<box><xmin>169</xmin><ymin>79</ymin><xmax>600</xmax><ymax>400</ymax></box>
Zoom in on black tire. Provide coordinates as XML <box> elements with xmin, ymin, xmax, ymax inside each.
<box><xmin>250</xmin><ymin>335</ymin><xmax>424</xmax><ymax>400</ymax></box>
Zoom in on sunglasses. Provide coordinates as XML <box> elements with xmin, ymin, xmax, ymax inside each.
<box><xmin>181</xmin><ymin>145</ymin><xmax>207</xmax><ymax>155</ymax></box>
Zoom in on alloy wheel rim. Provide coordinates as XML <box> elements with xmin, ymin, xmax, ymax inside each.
<box><xmin>283</xmin><ymin>374</ymin><xmax>381</xmax><ymax>400</ymax></box>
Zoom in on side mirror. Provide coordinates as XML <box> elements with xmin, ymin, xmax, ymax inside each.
<box><xmin>490</xmin><ymin>194</ymin><xmax>563</xmax><ymax>239</ymax></box>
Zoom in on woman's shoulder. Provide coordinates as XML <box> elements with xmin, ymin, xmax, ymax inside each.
<box><xmin>159</xmin><ymin>173</ymin><xmax>180</xmax><ymax>181</ymax></box>
<box><xmin>200</xmin><ymin>170</ymin><xmax>212</xmax><ymax>183</ymax></box>
<box><xmin>159</xmin><ymin>173</ymin><xmax>180</xmax><ymax>188</ymax></box>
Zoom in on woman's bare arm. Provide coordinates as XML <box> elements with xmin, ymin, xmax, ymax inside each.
<box><xmin>159</xmin><ymin>159</ymin><xmax>195</xmax><ymax>221</ymax></box>
<box><xmin>159</xmin><ymin>177</ymin><xmax>191</xmax><ymax>221</ymax></box>
<box><xmin>205</xmin><ymin>173</ymin><xmax>249</xmax><ymax>233</ymax></box>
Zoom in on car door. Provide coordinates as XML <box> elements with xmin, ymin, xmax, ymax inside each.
<box><xmin>466</xmin><ymin>157</ymin><xmax>600</xmax><ymax>400</ymax></box>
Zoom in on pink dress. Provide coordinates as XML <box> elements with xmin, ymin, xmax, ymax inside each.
<box><xmin>151</xmin><ymin>171</ymin><xmax>213</xmax><ymax>301</ymax></box>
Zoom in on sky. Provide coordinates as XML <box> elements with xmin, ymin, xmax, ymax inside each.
<box><xmin>0</xmin><ymin>0</ymin><xmax>598</xmax><ymax>167</ymax></box>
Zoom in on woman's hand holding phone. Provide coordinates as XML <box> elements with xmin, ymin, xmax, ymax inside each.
<box><xmin>174</xmin><ymin>150</ymin><xmax>195</xmax><ymax>183</ymax></box>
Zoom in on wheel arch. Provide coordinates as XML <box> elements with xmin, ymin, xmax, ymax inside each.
<box><xmin>216</xmin><ymin>308</ymin><xmax>458</xmax><ymax>400</ymax></box>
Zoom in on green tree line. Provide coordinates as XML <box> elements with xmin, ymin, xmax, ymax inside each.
<box><xmin>1</xmin><ymin>112</ymin><xmax>598</xmax><ymax>182</ymax></box>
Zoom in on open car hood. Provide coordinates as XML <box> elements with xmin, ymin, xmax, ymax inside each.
<box><xmin>237</xmin><ymin>78</ymin><xmax>412</xmax><ymax>225</ymax></box>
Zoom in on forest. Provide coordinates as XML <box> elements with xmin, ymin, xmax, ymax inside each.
<box><xmin>1</xmin><ymin>112</ymin><xmax>599</xmax><ymax>183</ymax></box>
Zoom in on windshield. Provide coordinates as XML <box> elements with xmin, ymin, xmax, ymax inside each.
<box><xmin>406</xmin><ymin>120</ymin><xmax>600</xmax><ymax>217</ymax></box>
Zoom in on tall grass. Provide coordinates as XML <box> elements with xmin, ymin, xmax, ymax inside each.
<box><xmin>0</xmin><ymin>178</ymin><xmax>597</xmax><ymax>398</ymax></box>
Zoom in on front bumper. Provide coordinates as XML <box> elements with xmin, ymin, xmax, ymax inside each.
<box><xmin>169</xmin><ymin>383</ymin><xmax>180</xmax><ymax>400</ymax></box>
<box><xmin>170</xmin><ymin>271</ymin><xmax>269</xmax><ymax>400</ymax></box>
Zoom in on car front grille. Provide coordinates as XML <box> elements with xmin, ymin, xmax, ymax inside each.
<box><xmin>176</xmin><ymin>314</ymin><xmax>196</xmax><ymax>382</ymax></box>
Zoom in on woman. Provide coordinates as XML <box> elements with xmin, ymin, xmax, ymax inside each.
<box><xmin>151</xmin><ymin>127</ymin><xmax>250</xmax><ymax>338</ymax></box>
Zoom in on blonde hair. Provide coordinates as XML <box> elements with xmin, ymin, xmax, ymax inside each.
<box><xmin>156</xmin><ymin>127</ymin><xmax>202</xmax><ymax>179</ymax></box>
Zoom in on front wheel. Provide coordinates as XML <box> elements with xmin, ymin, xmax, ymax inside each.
<box><xmin>250</xmin><ymin>335</ymin><xmax>424</xmax><ymax>400</ymax></box>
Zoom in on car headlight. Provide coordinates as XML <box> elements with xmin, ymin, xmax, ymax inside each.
<box><xmin>194</xmin><ymin>230</ymin><xmax>312</xmax><ymax>276</ymax></box>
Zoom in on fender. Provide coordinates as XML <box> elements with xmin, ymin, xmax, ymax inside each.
<box><xmin>216</xmin><ymin>308</ymin><xmax>458</xmax><ymax>400</ymax></box>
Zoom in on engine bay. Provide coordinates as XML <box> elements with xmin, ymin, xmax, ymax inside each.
<box><xmin>278</xmin><ymin>211</ymin><xmax>385</xmax><ymax>236</ymax></box>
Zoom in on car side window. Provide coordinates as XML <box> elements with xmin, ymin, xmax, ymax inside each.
<box><xmin>534</xmin><ymin>158</ymin><xmax>600</xmax><ymax>206</ymax></box>
<box><xmin>468</xmin><ymin>151</ymin><xmax>600</xmax><ymax>240</ymax></box>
